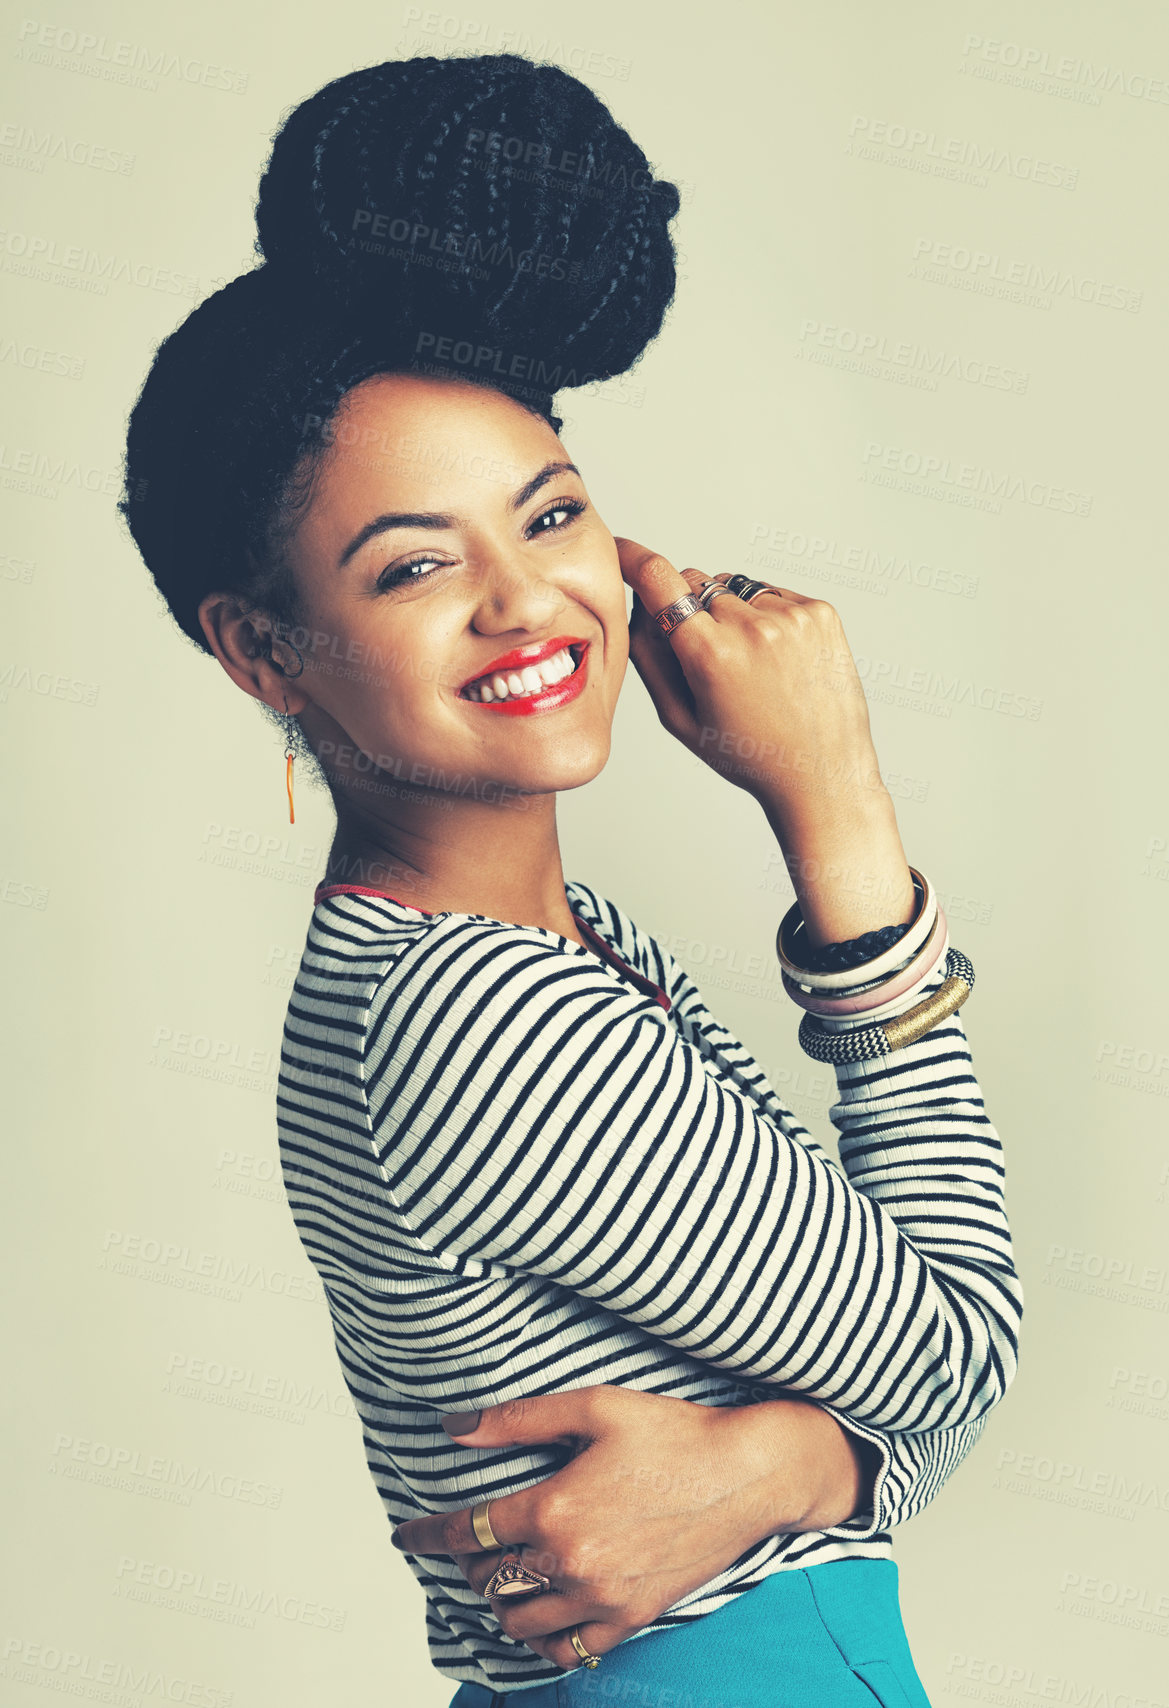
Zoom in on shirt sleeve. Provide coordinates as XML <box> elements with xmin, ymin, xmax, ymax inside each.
<box><xmin>362</xmin><ymin>917</ymin><xmax>1023</xmax><ymax>1435</ymax></box>
<box><xmin>811</xmin><ymin>1409</ymin><xmax>987</xmax><ymax>1540</ymax></box>
<box><xmin>652</xmin><ymin>947</ymin><xmax>1011</xmax><ymax>1531</ymax></box>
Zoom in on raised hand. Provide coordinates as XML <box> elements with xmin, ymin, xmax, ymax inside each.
<box><xmin>615</xmin><ymin>537</ymin><xmax>916</xmax><ymax>946</ymax></box>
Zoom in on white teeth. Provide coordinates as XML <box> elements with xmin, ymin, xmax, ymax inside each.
<box><xmin>464</xmin><ymin>646</ymin><xmax>578</xmax><ymax>702</ymax></box>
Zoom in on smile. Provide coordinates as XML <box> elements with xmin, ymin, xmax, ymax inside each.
<box><xmin>459</xmin><ymin>642</ymin><xmax>590</xmax><ymax>716</ymax></box>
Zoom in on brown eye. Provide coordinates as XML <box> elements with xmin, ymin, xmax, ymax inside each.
<box><xmin>526</xmin><ymin>498</ymin><xmax>586</xmax><ymax>537</ymax></box>
<box><xmin>375</xmin><ymin>556</ymin><xmax>446</xmax><ymax>594</ymax></box>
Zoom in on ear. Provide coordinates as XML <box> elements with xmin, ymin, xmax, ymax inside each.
<box><xmin>197</xmin><ymin>591</ymin><xmax>311</xmax><ymax>715</ymax></box>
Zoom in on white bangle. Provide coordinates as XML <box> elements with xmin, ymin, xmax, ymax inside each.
<box><xmin>776</xmin><ymin>866</ymin><xmax>938</xmax><ymax>992</ymax></box>
<box><xmin>812</xmin><ymin>918</ymin><xmax>953</xmax><ymax>1029</ymax></box>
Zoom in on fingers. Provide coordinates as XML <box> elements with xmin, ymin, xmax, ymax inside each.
<box><xmin>613</xmin><ymin>537</ymin><xmax>718</xmax><ymax>657</ymax></box>
<box><xmin>454</xmin><ymin>1549</ymin><xmax>506</xmax><ymax>1596</ymax></box>
<box><xmin>528</xmin><ymin>1620</ymin><xmax>636</xmax><ymax>1672</ymax></box>
<box><xmin>625</xmin><ymin>570</ymin><xmax>703</xmax><ymax>734</ymax></box>
<box><xmin>488</xmin><ymin>1590</ymin><xmax>608</xmax><ymax>1644</ymax></box>
<box><xmin>392</xmin><ymin>1494</ymin><xmax>536</xmax><ymax>1556</ymax></box>
<box><xmin>395</xmin><ymin>1387</ymin><xmax>624</xmax><ymax>1556</ymax></box>
<box><xmin>616</xmin><ymin>538</ymin><xmax>817</xmax><ymax>613</ymax></box>
<box><xmin>392</xmin><ymin>1503</ymin><xmax>490</xmax><ymax>1557</ymax></box>
<box><xmin>699</xmin><ymin>572</ymin><xmax>818</xmax><ymax>608</ymax></box>
<box><xmin>439</xmin><ymin>1386</ymin><xmax>613</xmax><ymax>1448</ymax></box>
<box><xmin>455</xmin><ymin>1550</ymin><xmax>617</xmax><ymax>1657</ymax></box>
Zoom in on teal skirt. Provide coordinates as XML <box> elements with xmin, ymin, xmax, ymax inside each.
<box><xmin>448</xmin><ymin>1559</ymin><xmax>931</xmax><ymax>1706</ymax></box>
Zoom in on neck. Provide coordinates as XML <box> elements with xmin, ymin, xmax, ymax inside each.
<box><xmin>323</xmin><ymin>782</ymin><xmax>581</xmax><ymax>937</ymax></box>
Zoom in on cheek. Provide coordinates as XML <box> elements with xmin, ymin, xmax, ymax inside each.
<box><xmin>589</xmin><ymin>548</ymin><xmax>629</xmax><ymax>641</ymax></box>
<box><xmin>342</xmin><ymin>602</ymin><xmax>454</xmax><ymax>698</ymax></box>
<box><xmin>607</xmin><ymin>584</ymin><xmax>631</xmax><ymax>658</ymax></box>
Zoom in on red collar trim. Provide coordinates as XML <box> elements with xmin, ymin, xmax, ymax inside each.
<box><xmin>313</xmin><ymin>881</ymin><xmax>671</xmax><ymax>1012</ymax></box>
<box><xmin>314</xmin><ymin>882</ymin><xmax>432</xmax><ymax>912</ymax></box>
<box><xmin>570</xmin><ymin>910</ymin><xmax>672</xmax><ymax>1012</ymax></box>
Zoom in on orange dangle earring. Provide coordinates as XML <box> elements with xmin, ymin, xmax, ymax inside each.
<box><xmin>283</xmin><ymin>704</ymin><xmax>296</xmax><ymax>825</ymax></box>
<box><xmin>276</xmin><ymin>637</ymin><xmax>305</xmax><ymax>826</ymax></box>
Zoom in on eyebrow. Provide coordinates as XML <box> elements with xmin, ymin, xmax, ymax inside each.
<box><xmin>337</xmin><ymin>459</ymin><xmax>581</xmax><ymax>568</ymax></box>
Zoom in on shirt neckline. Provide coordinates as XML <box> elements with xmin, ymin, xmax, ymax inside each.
<box><xmin>313</xmin><ymin>880</ymin><xmax>670</xmax><ymax>1012</ymax></box>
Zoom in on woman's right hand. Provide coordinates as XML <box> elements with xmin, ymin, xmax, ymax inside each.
<box><xmin>617</xmin><ymin>536</ymin><xmax>883</xmax><ymax>827</ymax></box>
<box><xmin>615</xmin><ymin>537</ymin><xmax>916</xmax><ymax>945</ymax></box>
<box><xmin>389</xmin><ymin>1384</ymin><xmax>876</xmax><ymax>1673</ymax></box>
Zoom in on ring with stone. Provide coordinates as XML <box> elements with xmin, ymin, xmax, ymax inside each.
<box><xmin>570</xmin><ymin>1627</ymin><xmax>602</xmax><ymax>1669</ymax></box>
<box><xmin>483</xmin><ymin>1557</ymin><xmax>552</xmax><ymax>1599</ymax></box>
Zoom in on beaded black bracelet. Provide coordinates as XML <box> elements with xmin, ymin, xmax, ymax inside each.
<box><xmin>790</xmin><ymin>919</ymin><xmax>913</xmax><ymax>975</ymax></box>
<box><xmin>784</xmin><ymin>871</ymin><xmax>924</xmax><ymax>976</ymax></box>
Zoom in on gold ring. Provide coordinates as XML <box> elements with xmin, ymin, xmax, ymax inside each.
<box><xmin>483</xmin><ymin>1558</ymin><xmax>551</xmax><ymax>1599</ymax></box>
<box><xmin>471</xmin><ymin>1501</ymin><xmax>502</xmax><ymax>1549</ymax></box>
<box><xmin>569</xmin><ymin>1627</ymin><xmax>601</xmax><ymax>1669</ymax></box>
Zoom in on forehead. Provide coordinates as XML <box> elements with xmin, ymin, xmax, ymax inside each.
<box><xmin>315</xmin><ymin>371</ymin><xmax>562</xmax><ymax>512</ymax></box>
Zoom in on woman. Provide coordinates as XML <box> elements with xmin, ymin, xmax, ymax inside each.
<box><xmin>118</xmin><ymin>54</ymin><xmax>1022</xmax><ymax>1707</ymax></box>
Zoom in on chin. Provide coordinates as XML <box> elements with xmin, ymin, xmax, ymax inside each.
<box><xmin>511</xmin><ymin>734</ymin><xmax>612</xmax><ymax>797</ymax></box>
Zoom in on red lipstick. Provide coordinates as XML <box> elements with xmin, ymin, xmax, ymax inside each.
<box><xmin>458</xmin><ymin>635</ymin><xmax>588</xmax><ymax>691</ymax></box>
<box><xmin>458</xmin><ymin>637</ymin><xmax>591</xmax><ymax>717</ymax></box>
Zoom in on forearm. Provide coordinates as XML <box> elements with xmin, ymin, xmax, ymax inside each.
<box><xmin>759</xmin><ymin>783</ymin><xmax>916</xmax><ymax>948</ymax></box>
<box><xmin>709</xmin><ymin>1398</ymin><xmax>885</xmax><ymax>1543</ymax></box>
<box><xmin>710</xmin><ymin>1397</ymin><xmax>990</xmax><ymax>1553</ymax></box>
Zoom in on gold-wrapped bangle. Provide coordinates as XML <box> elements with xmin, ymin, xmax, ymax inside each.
<box><xmin>882</xmin><ymin>973</ymin><xmax>972</xmax><ymax>1050</ymax></box>
<box><xmin>797</xmin><ymin>949</ymin><xmax>976</xmax><ymax>1064</ymax></box>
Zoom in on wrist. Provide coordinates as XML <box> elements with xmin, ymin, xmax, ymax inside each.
<box><xmin>781</xmin><ymin>1406</ymin><xmax>873</xmax><ymax>1532</ymax></box>
<box><xmin>713</xmin><ymin>1399</ymin><xmax>874</xmax><ymax>1545</ymax></box>
<box><xmin>762</xmin><ymin>793</ymin><xmax>916</xmax><ymax>949</ymax></box>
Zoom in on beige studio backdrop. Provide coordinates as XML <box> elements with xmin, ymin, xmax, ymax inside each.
<box><xmin>3</xmin><ymin>0</ymin><xmax>1167</xmax><ymax>1704</ymax></box>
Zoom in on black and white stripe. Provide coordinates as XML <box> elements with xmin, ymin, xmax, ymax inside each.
<box><xmin>277</xmin><ymin>879</ymin><xmax>1022</xmax><ymax>1693</ymax></box>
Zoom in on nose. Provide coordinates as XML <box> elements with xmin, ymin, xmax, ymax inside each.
<box><xmin>469</xmin><ymin>548</ymin><xmax>569</xmax><ymax>638</ymax></box>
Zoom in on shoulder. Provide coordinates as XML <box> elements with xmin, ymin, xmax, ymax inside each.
<box><xmin>300</xmin><ymin>881</ymin><xmax>675</xmax><ymax>1060</ymax></box>
<box><xmin>303</xmin><ymin>886</ymin><xmax>436</xmax><ymax>974</ymax></box>
<box><xmin>361</xmin><ymin>893</ymin><xmax>677</xmax><ymax>1096</ymax></box>
<box><xmin>283</xmin><ymin>890</ymin><xmax>438</xmax><ymax>1060</ymax></box>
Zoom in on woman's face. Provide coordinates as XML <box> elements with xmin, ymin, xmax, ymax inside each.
<box><xmin>280</xmin><ymin>372</ymin><xmax>629</xmax><ymax>805</ymax></box>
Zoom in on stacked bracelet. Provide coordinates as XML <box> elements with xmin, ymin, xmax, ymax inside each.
<box><xmin>797</xmin><ymin>949</ymin><xmax>975</xmax><ymax>1063</ymax></box>
<box><xmin>776</xmin><ymin>864</ymin><xmax>975</xmax><ymax>1055</ymax></box>
<box><xmin>783</xmin><ymin>911</ymin><xmax>950</xmax><ymax>1019</ymax></box>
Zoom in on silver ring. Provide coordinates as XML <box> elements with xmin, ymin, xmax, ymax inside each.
<box><xmin>651</xmin><ymin>593</ymin><xmax>703</xmax><ymax>636</ymax></box>
<box><xmin>723</xmin><ymin>575</ymin><xmax>784</xmax><ymax>604</ymax></box>
<box><xmin>696</xmin><ymin>580</ymin><xmax>734</xmax><ymax>610</ymax></box>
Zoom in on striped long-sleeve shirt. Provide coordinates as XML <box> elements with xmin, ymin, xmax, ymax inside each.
<box><xmin>276</xmin><ymin>877</ymin><xmax>1023</xmax><ymax>1694</ymax></box>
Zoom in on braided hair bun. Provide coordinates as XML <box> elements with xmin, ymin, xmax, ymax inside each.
<box><xmin>255</xmin><ymin>54</ymin><xmax>680</xmax><ymax>385</ymax></box>
<box><xmin>120</xmin><ymin>55</ymin><xmax>681</xmax><ymax>653</ymax></box>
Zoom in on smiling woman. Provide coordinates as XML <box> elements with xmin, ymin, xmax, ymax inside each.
<box><xmin>117</xmin><ymin>51</ymin><xmax>1020</xmax><ymax>1708</ymax></box>
<box><xmin>185</xmin><ymin>367</ymin><xmax>632</xmax><ymax>924</ymax></box>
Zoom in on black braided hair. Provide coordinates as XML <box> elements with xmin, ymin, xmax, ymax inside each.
<box><xmin>119</xmin><ymin>54</ymin><xmax>680</xmax><ymax>656</ymax></box>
